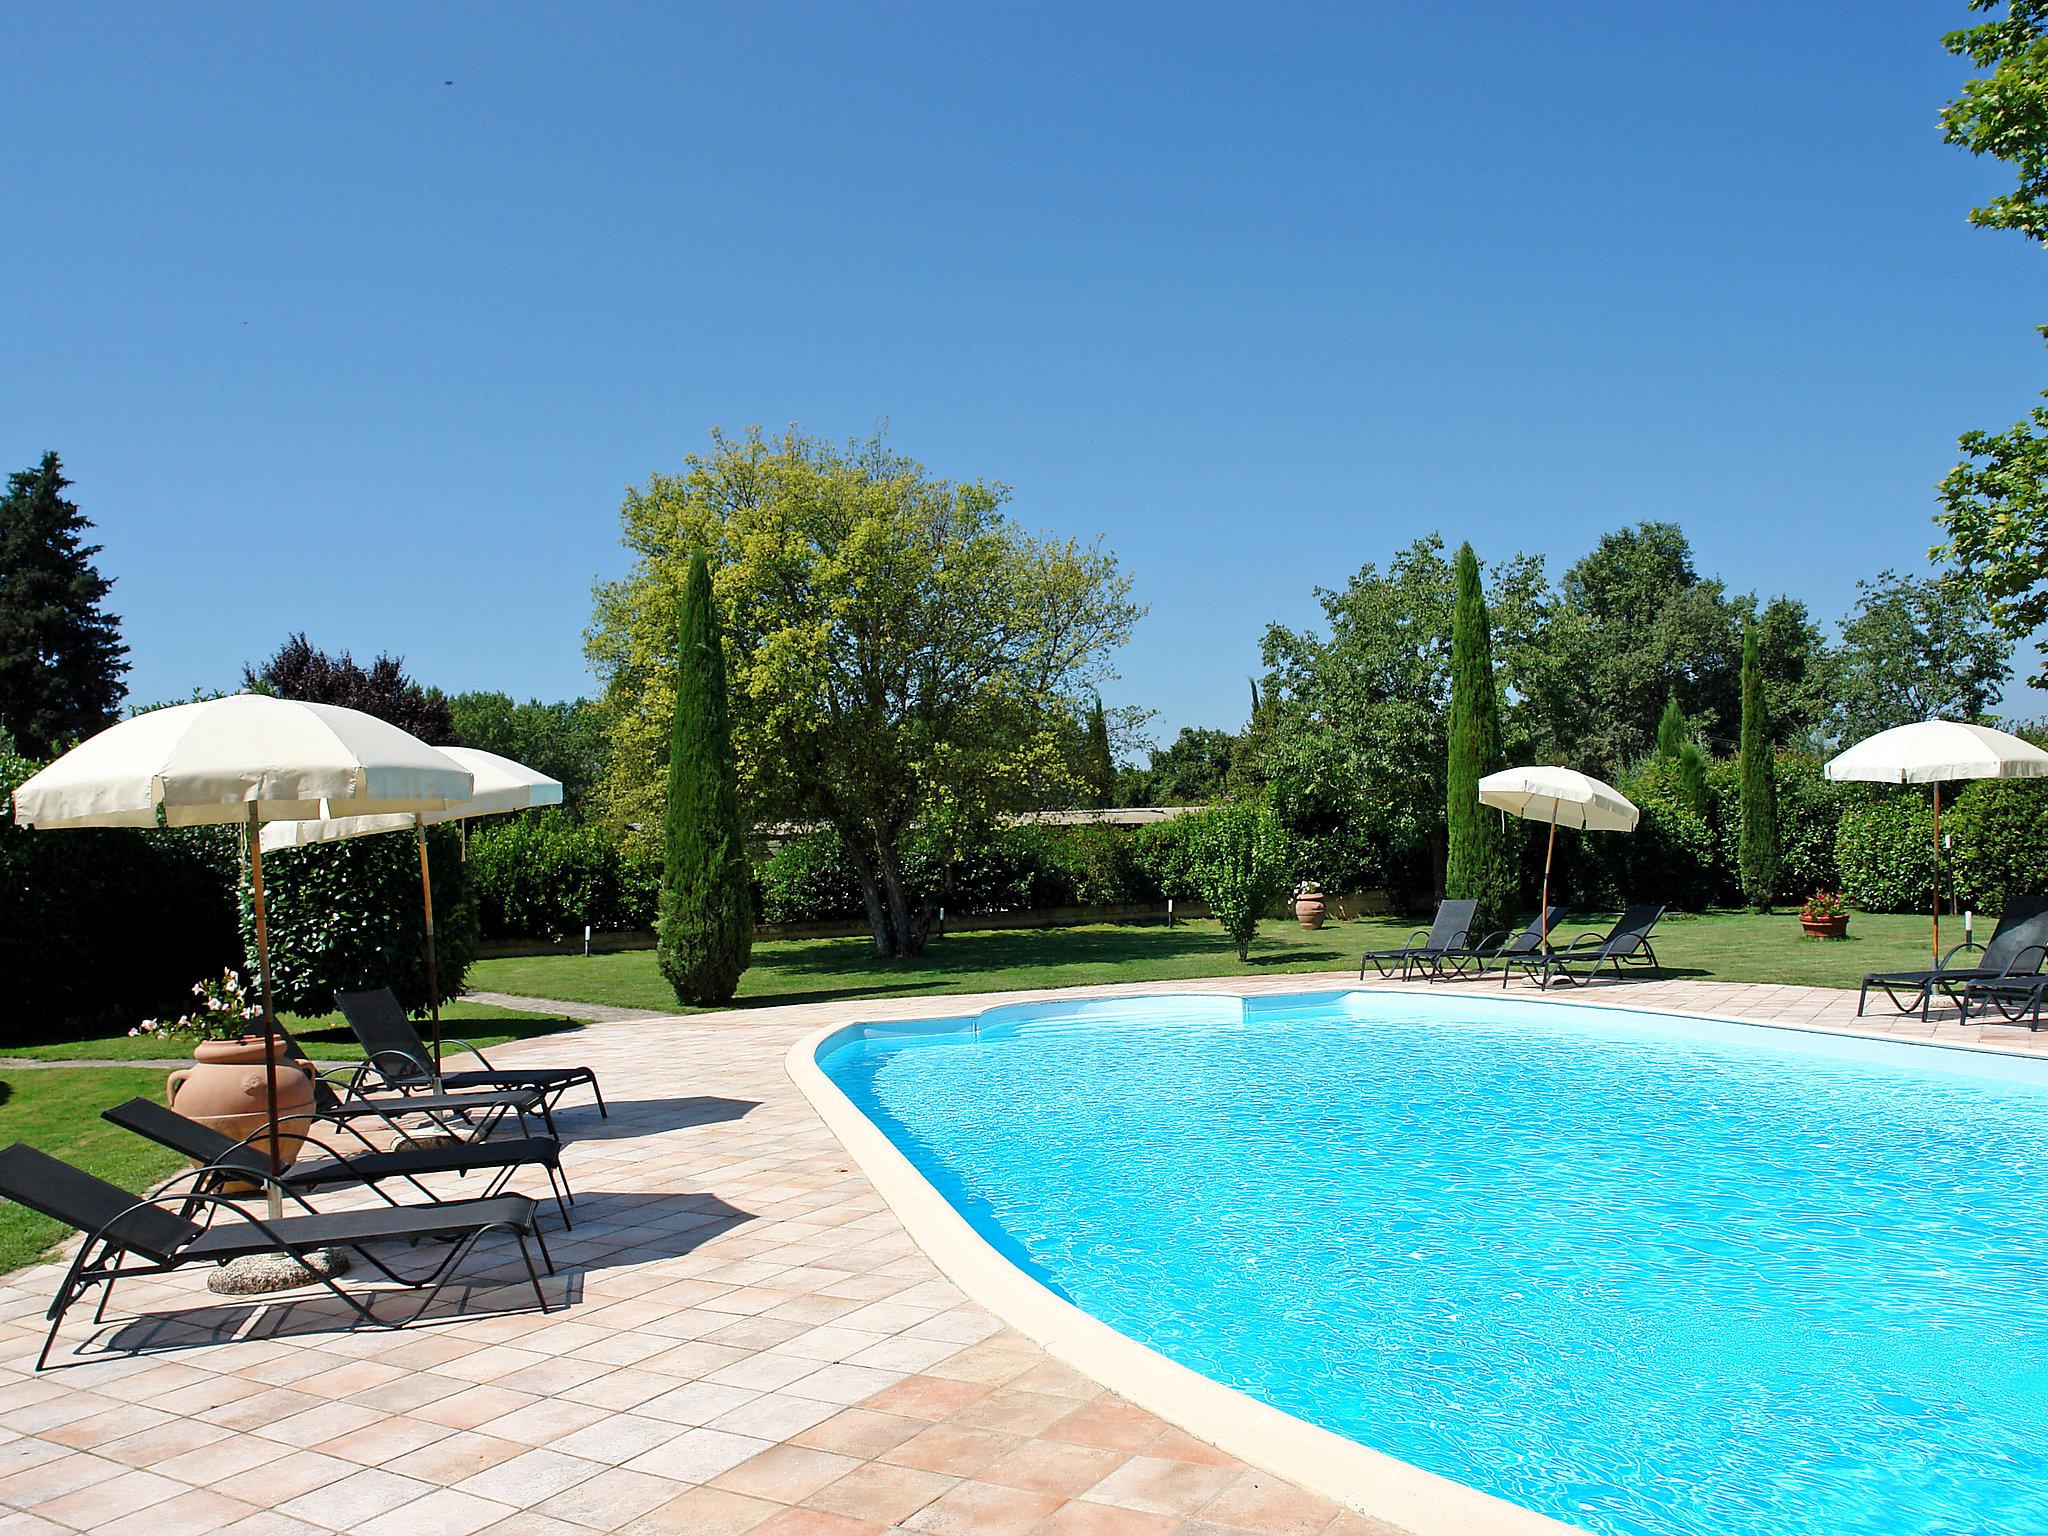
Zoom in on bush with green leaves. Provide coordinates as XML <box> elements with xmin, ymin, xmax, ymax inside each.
<box><xmin>2</xmin><ymin>735</ymin><xmax>241</xmax><ymax>1040</ymax></box>
<box><xmin>1569</xmin><ymin>756</ymin><xmax>1721</xmax><ymax>913</ymax></box>
<box><xmin>1835</xmin><ymin>796</ymin><xmax>1936</xmax><ymax>914</ymax></box>
<box><xmin>1947</xmin><ymin>778</ymin><xmax>2048</xmax><ymax>913</ymax></box>
<box><xmin>244</xmin><ymin>825</ymin><xmax>477</xmax><ymax>1017</ymax></box>
<box><xmin>1182</xmin><ymin>799</ymin><xmax>1295</xmax><ymax>960</ymax></box>
<box><xmin>1130</xmin><ymin>816</ymin><xmax>1204</xmax><ymax>901</ymax></box>
<box><xmin>469</xmin><ymin>811</ymin><xmax>641</xmax><ymax>938</ymax></box>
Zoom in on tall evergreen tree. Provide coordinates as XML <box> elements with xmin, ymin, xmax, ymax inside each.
<box><xmin>1737</xmin><ymin>624</ymin><xmax>1779</xmax><ymax>912</ymax></box>
<box><xmin>657</xmin><ymin>552</ymin><xmax>752</xmax><ymax>1004</ymax></box>
<box><xmin>1084</xmin><ymin>695</ymin><xmax>1114</xmax><ymax>808</ymax></box>
<box><xmin>1444</xmin><ymin>543</ymin><xmax>1515</xmax><ymax>932</ymax></box>
<box><xmin>0</xmin><ymin>453</ymin><xmax>128</xmax><ymax>756</ymax></box>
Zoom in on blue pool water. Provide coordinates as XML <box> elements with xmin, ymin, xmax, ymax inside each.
<box><xmin>819</xmin><ymin>992</ymin><xmax>2048</xmax><ymax>1536</ymax></box>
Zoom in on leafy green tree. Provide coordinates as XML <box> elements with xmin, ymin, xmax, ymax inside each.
<box><xmin>1833</xmin><ymin>569</ymin><xmax>2012</xmax><ymax>738</ymax></box>
<box><xmin>0</xmin><ymin>452</ymin><xmax>128</xmax><ymax>757</ymax></box>
<box><xmin>1083</xmin><ymin>696</ymin><xmax>1115</xmax><ymax>808</ymax></box>
<box><xmin>1933</xmin><ymin>8</ymin><xmax>2048</xmax><ymax>684</ymax></box>
<box><xmin>1257</xmin><ymin>536</ymin><xmax>1549</xmax><ymax>908</ymax></box>
<box><xmin>1936</xmin><ymin>381</ymin><xmax>2048</xmax><ymax>687</ymax></box>
<box><xmin>589</xmin><ymin>428</ymin><xmax>1140</xmax><ymax>957</ymax></box>
<box><xmin>656</xmin><ymin>552</ymin><xmax>752</xmax><ymax>1004</ymax></box>
<box><xmin>1941</xmin><ymin>1</ymin><xmax>2048</xmax><ymax>241</ymax></box>
<box><xmin>1184</xmin><ymin>798</ymin><xmax>1293</xmax><ymax>961</ymax></box>
<box><xmin>1444</xmin><ymin>544</ymin><xmax>1515</xmax><ymax>933</ymax></box>
<box><xmin>447</xmin><ymin>692</ymin><xmax>610</xmax><ymax>817</ymax></box>
<box><xmin>1129</xmin><ymin>726</ymin><xmax>1238</xmax><ymax>806</ymax></box>
<box><xmin>1737</xmin><ymin>626</ymin><xmax>1779</xmax><ymax>911</ymax></box>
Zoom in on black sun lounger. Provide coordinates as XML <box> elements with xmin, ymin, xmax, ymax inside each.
<box><xmin>1860</xmin><ymin>895</ymin><xmax>2048</xmax><ymax>1022</ymax></box>
<box><xmin>103</xmin><ymin>1097</ymin><xmax>575</xmax><ymax>1229</ymax></box>
<box><xmin>1435</xmin><ymin>906</ymin><xmax>1568</xmax><ymax>982</ymax></box>
<box><xmin>1501</xmin><ymin>904</ymin><xmax>1666</xmax><ymax>988</ymax></box>
<box><xmin>0</xmin><ymin>1142</ymin><xmax>553</xmax><ymax>1371</ymax></box>
<box><xmin>1361</xmin><ymin>900</ymin><xmax>1477</xmax><ymax>982</ymax></box>
<box><xmin>336</xmin><ymin>990</ymin><xmax>606</xmax><ymax>1119</ymax></box>
<box><xmin>274</xmin><ymin>1021</ymin><xmax>555</xmax><ymax>1141</ymax></box>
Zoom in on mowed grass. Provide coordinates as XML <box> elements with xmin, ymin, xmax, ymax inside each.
<box><xmin>4</xmin><ymin>1001</ymin><xmax>587</xmax><ymax>1063</ymax></box>
<box><xmin>470</xmin><ymin>908</ymin><xmax>1958</xmax><ymax>1014</ymax></box>
<box><xmin>0</xmin><ymin>1068</ymin><xmax>192</xmax><ymax>1274</ymax></box>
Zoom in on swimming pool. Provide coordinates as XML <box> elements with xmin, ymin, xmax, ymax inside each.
<box><xmin>816</xmin><ymin>991</ymin><xmax>2048</xmax><ymax>1536</ymax></box>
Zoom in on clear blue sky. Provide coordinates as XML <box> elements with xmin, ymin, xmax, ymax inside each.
<box><xmin>5</xmin><ymin>2</ymin><xmax>2043</xmax><ymax>743</ymax></box>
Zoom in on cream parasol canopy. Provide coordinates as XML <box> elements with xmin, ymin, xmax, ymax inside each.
<box><xmin>11</xmin><ymin>694</ymin><xmax>473</xmax><ymax>1194</ymax></box>
<box><xmin>1478</xmin><ymin>766</ymin><xmax>1641</xmax><ymax>943</ymax></box>
<box><xmin>1825</xmin><ymin>720</ymin><xmax>2048</xmax><ymax>962</ymax></box>
<box><xmin>259</xmin><ymin>747</ymin><xmax>563</xmax><ymax>1082</ymax></box>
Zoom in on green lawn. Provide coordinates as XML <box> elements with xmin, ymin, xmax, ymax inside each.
<box><xmin>0</xmin><ymin>1068</ymin><xmax>192</xmax><ymax>1274</ymax></box>
<box><xmin>471</xmin><ymin>909</ymin><xmax>1954</xmax><ymax>1014</ymax></box>
<box><xmin>5</xmin><ymin>1001</ymin><xmax>587</xmax><ymax>1063</ymax></box>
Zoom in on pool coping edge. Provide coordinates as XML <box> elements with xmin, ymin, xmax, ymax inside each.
<box><xmin>784</xmin><ymin>1006</ymin><xmax>1585</xmax><ymax>1536</ymax></box>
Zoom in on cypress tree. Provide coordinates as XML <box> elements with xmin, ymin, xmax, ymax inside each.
<box><xmin>0</xmin><ymin>452</ymin><xmax>128</xmax><ymax>757</ymax></box>
<box><xmin>1654</xmin><ymin>690</ymin><xmax>1709</xmax><ymax>813</ymax></box>
<box><xmin>1737</xmin><ymin>623</ymin><xmax>1779</xmax><ymax>912</ymax></box>
<box><xmin>1084</xmin><ymin>695</ymin><xmax>1114</xmax><ymax>808</ymax></box>
<box><xmin>657</xmin><ymin>552</ymin><xmax>753</xmax><ymax>1004</ymax></box>
<box><xmin>1444</xmin><ymin>543</ymin><xmax>1515</xmax><ymax>932</ymax></box>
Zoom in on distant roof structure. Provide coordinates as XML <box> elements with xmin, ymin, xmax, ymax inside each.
<box><xmin>756</xmin><ymin>805</ymin><xmax>1200</xmax><ymax>838</ymax></box>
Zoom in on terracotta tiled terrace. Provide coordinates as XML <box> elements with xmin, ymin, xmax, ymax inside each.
<box><xmin>0</xmin><ymin>971</ymin><xmax>2036</xmax><ymax>1536</ymax></box>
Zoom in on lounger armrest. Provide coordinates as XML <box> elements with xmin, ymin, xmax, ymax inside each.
<box><xmin>1447</xmin><ymin>928</ymin><xmax>1471</xmax><ymax>949</ymax></box>
<box><xmin>1558</xmin><ymin>932</ymin><xmax>1609</xmax><ymax>952</ymax></box>
<box><xmin>1468</xmin><ymin>930</ymin><xmax>1510</xmax><ymax>955</ymax></box>
<box><xmin>439</xmin><ymin>1037</ymin><xmax>493</xmax><ymax>1069</ymax></box>
<box><xmin>363</xmin><ymin>1048</ymin><xmax>434</xmax><ymax>1084</ymax></box>
<box><xmin>2000</xmin><ymin>943</ymin><xmax>2048</xmax><ymax>977</ymax></box>
<box><xmin>1938</xmin><ymin>938</ymin><xmax>1985</xmax><ymax>972</ymax></box>
<box><xmin>1401</xmin><ymin>929</ymin><xmax>1431</xmax><ymax>950</ymax></box>
<box><xmin>225</xmin><ymin>1122</ymin><xmax>374</xmax><ymax>1172</ymax></box>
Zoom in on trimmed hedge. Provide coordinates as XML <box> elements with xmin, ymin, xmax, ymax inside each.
<box><xmin>2</xmin><ymin>738</ymin><xmax>242</xmax><ymax>1039</ymax></box>
<box><xmin>470</xmin><ymin>811</ymin><xmax>647</xmax><ymax>938</ymax></box>
<box><xmin>1938</xmin><ymin>778</ymin><xmax>2048</xmax><ymax>914</ymax></box>
<box><xmin>246</xmin><ymin>825</ymin><xmax>477</xmax><ymax>1017</ymax></box>
<box><xmin>1835</xmin><ymin>797</ymin><xmax>1936</xmax><ymax>914</ymax></box>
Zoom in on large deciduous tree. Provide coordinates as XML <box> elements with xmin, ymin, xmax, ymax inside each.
<box><xmin>656</xmin><ymin>552</ymin><xmax>752</xmax><ymax>1004</ymax></box>
<box><xmin>1832</xmin><ymin>569</ymin><xmax>2012</xmax><ymax>738</ymax></box>
<box><xmin>590</xmin><ymin>428</ymin><xmax>1140</xmax><ymax>957</ymax></box>
<box><xmin>1935</xmin><ymin>6</ymin><xmax>2048</xmax><ymax>684</ymax></box>
<box><xmin>245</xmin><ymin>634</ymin><xmax>456</xmax><ymax>743</ymax></box>
<box><xmin>447</xmin><ymin>692</ymin><xmax>610</xmax><ymax>818</ymax></box>
<box><xmin>1443</xmin><ymin>543</ymin><xmax>1515</xmax><ymax>934</ymax></box>
<box><xmin>0</xmin><ymin>452</ymin><xmax>129</xmax><ymax>757</ymax></box>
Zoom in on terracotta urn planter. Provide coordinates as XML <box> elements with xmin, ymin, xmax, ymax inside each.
<box><xmin>166</xmin><ymin>1036</ymin><xmax>314</xmax><ymax>1171</ymax></box>
<box><xmin>1800</xmin><ymin>914</ymin><xmax>1849</xmax><ymax>940</ymax></box>
<box><xmin>1295</xmin><ymin>893</ymin><xmax>1328</xmax><ymax>930</ymax></box>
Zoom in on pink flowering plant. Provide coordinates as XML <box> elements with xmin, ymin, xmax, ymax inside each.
<box><xmin>1800</xmin><ymin>891</ymin><xmax>1851</xmax><ymax>922</ymax></box>
<box><xmin>130</xmin><ymin>968</ymin><xmax>263</xmax><ymax>1044</ymax></box>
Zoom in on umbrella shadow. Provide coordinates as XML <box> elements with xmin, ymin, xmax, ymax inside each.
<box><xmin>546</xmin><ymin>1095</ymin><xmax>757</xmax><ymax>1140</ymax></box>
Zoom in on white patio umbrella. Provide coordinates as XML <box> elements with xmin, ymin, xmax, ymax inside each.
<box><xmin>261</xmin><ymin>747</ymin><xmax>563</xmax><ymax>1081</ymax></box>
<box><xmin>1825</xmin><ymin>720</ymin><xmax>2048</xmax><ymax>963</ymax></box>
<box><xmin>1478</xmin><ymin>766</ymin><xmax>1641</xmax><ymax>942</ymax></box>
<box><xmin>11</xmin><ymin>695</ymin><xmax>473</xmax><ymax>1194</ymax></box>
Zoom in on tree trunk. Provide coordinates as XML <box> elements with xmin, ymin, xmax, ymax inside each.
<box><xmin>843</xmin><ymin>841</ymin><xmax>896</xmax><ymax>957</ymax></box>
<box><xmin>873</xmin><ymin>834</ymin><xmax>927</xmax><ymax>958</ymax></box>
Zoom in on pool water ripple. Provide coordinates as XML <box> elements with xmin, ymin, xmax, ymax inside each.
<box><xmin>820</xmin><ymin>992</ymin><xmax>2048</xmax><ymax>1536</ymax></box>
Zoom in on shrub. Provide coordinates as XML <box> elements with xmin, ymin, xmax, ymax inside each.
<box><xmin>1947</xmin><ymin>778</ymin><xmax>2048</xmax><ymax>913</ymax></box>
<box><xmin>1571</xmin><ymin>757</ymin><xmax>1721</xmax><ymax>913</ymax></box>
<box><xmin>755</xmin><ymin>829</ymin><xmax>868</xmax><ymax>925</ymax></box>
<box><xmin>246</xmin><ymin>825</ymin><xmax>477</xmax><ymax>1017</ymax></box>
<box><xmin>470</xmin><ymin>811</ymin><xmax>639</xmax><ymax>937</ymax></box>
<box><xmin>1130</xmin><ymin>816</ymin><xmax>1204</xmax><ymax>901</ymax></box>
<box><xmin>1769</xmin><ymin>756</ymin><xmax>1849</xmax><ymax>903</ymax></box>
<box><xmin>1835</xmin><ymin>796</ymin><xmax>1936</xmax><ymax>914</ymax></box>
<box><xmin>1183</xmin><ymin>799</ymin><xmax>1294</xmax><ymax>961</ymax></box>
<box><xmin>1</xmin><ymin>736</ymin><xmax>241</xmax><ymax>1041</ymax></box>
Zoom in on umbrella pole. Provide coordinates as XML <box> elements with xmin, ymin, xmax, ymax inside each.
<box><xmin>1932</xmin><ymin>782</ymin><xmax>1942</xmax><ymax>966</ymax></box>
<box><xmin>246</xmin><ymin>805</ymin><xmax>283</xmax><ymax>1221</ymax></box>
<box><xmin>1540</xmin><ymin>811</ymin><xmax>1557</xmax><ymax>952</ymax></box>
<box><xmin>416</xmin><ymin>815</ymin><xmax>442</xmax><ymax>1090</ymax></box>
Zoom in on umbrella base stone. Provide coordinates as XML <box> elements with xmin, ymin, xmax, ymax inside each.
<box><xmin>207</xmin><ymin>1248</ymin><xmax>351</xmax><ymax>1296</ymax></box>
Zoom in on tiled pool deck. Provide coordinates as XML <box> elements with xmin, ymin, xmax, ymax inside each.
<box><xmin>0</xmin><ymin>971</ymin><xmax>2038</xmax><ymax>1536</ymax></box>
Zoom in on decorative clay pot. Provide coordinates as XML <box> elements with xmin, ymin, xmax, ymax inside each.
<box><xmin>1296</xmin><ymin>894</ymin><xmax>1327</xmax><ymax>930</ymax></box>
<box><xmin>166</xmin><ymin>1036</ymin><xmax>314</xmax><ymax>1171</ymax></box>
<box><xmin>1800</xmin><ymin>915</ymin><xmax>1849</xmax><ymax>940</ymax></box>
